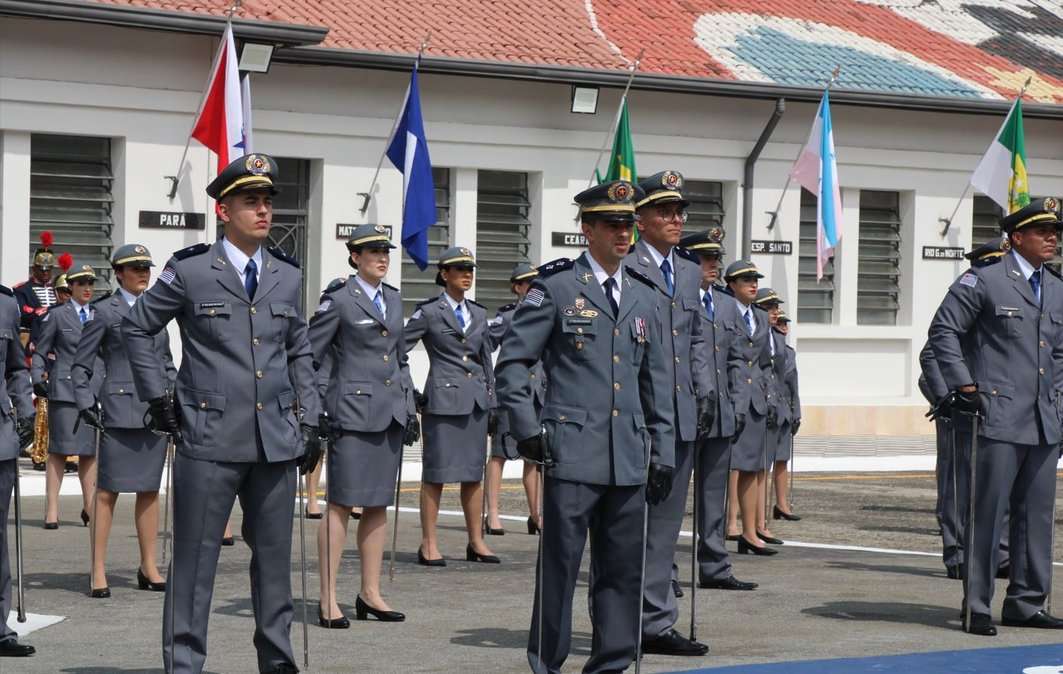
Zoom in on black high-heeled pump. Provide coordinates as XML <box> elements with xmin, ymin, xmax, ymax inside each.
<box><xmin>90</xmin><ymin>587</ymin><xmax>111</xmax><ymax>598</ymax></box>
<box><xmin>43</xmin><ymin>521</ymin><xmax>58</xmax><ymax>530</ymax></box>
<box><xmin>318</xmin><ymin>606</ymin><xmax>350</xmax><ymax>629</ymax></box>
<box><xmin>355</xmin><ymin>596</ymin><xmax>405</xmax><ymax>622</ymax></box>
<box><xmin>737</xmin><ymin>537</ymin><xmax>778</xmax><ymax>556</ymax></box>
<box><xmin>484</xmin><ymin>524</ymin><xmax>505</xmax><ymax>536</ymax></box>
<box><xmin>756</xmin><ymin>530</ymin><xmax>784</xmax><ymax>545</ymax></box>
<box><xmin>81</xmin><ymin>509</ymin><xmax>90</xmax><ymax>527</ymax></box>
<box><xmin>221</xmin><ymin>536</ymin><xmax>235</xmax><ymax>546</ymax></box>
<box><xmin>527</xmin><ymin>517</ymin><xmax>540</xmax><ymax>535</ymax></box>
<box><xmin>137</xmin><ymin>569</ymin><xmax>166</xmax><ymax>592</ymax></box>
<box><xmin>465</xmin><ymin>544</ymin><xmax>500</xmax><ymax>564</ymax></box>
<box><xmin>772</xmin><ymin>505</ymin><xmax>802</xmax><ymax>521</ymax></box>
<box><xmin>417</xmin><ymin>547</ymin><xmax>446</xmax><ymax>567</ymax></box>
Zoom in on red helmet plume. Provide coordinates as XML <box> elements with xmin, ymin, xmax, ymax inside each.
<box><xmin>39</xmin><ymin>231</ymin><xmax>54</xmax><ymax>249</ymax></box>
<box><xmin>57</xmin><ymin>252</ymin><xmax>73</xmax><ymax>272</ymax></box>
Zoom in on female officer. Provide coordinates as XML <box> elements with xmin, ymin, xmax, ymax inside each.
<box><xmin>404</xmin><ymin>247</ymin><xmax>499</xmax><ymax>565</ymax></box>
<box><xmin>32</xmin><ymin>260</ymin><xmax>102</xmax><ymax>529</ymax></box>
<box><xmin>771</xmin><ymin>311</ymin><xmax>801</xmax><ymax>520</ymax></box>
<box><xmin>484</xmin><ymin>263</ymin><xmax>544</xmax><ymax>536</ymax></box>
<box><xmin>71</xmin><ymin>245</ymin><xmax>176</xmax><ymax>597</ymax></box>
<box><xmin>310</xmin><ymin>225</ymin><xmax>416</xmax><ymax>626</ymax></box>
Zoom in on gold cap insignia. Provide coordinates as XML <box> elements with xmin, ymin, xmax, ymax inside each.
<box><xmin>82</xmin><ymin>265</ymin><xmax>92</xmax><ymax>271</ymax></box>
<box><xmin>1001</xmin><ymin>237</ymin><xmax>1011</xmax><ymax>252</ymax></box>
<box><xmin>460</xmin><ymin>247</ymin><xmax>471</xmax><ymax>256</ymax></box>
<box><xmin>245</xmin><ymin>154</ymin><xmax>268</xmax><ymax>175</ymax></box>
<box><xmin>374</xmin><ymin>225</ymin><xmax>386</xmax><ymax>233</ymax></box>
<box><xmin>608</xmin><ymin>181</ymin><xmax>632</xmax><ymax>203</ymax></box>
<box><xmin>662</xmin><ymin>171</ymin><xmax>683</xmax><ymax>189</ymax></box>
<box><xmin>1045</xmin><ymin>197</ymin><xmax>1058</xmax><ymax>212</ymax></box>
<box><xmin>709</xmin><ymin>227</ymin><xmax>723</xmax><ymax>243</ymax></box>
<box><xmin>134</xmin><ymin>245</ymin><xmax>146</xmax><ymax>254</ymax></box>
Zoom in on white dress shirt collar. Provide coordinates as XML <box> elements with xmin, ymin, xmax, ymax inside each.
<box><xmin>222</xmin><ymin>237</ymin><xmax>263</xmax><ymax>283</ymax></box>
<box><xmin>442</xmin><ymin>291</ymin><xmax>469</xmax><ymax>332</ymax></box>
<box><xmin>585</xmin><ymin>252</ymin><xmax>623</xmax><ymax>304</ymax></box>
<box><xmin>356</xmin><ymin>275</ymin><xmax>385</xmax><ymax>318</ymax></box>
<box><xmin>117</xmin><ymin>287</ymin><xmax>139</xmax><ymax>307</ymax></box>
<box><xmin>1010</xmin><ymin>248</ymin><xmax>1043</xmax><ymax>280</ymax></box>
<box><xmin>735</xmin><ymin>297</ymin><xmax>756</xmax><ymax>333</ymax></box>
<box><xmin>643</xmin><ymin>242</ymin><xmax>674</xmax><ymax>275</ymax></box>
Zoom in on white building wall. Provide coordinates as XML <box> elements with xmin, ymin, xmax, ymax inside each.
<box><xmin>3</xmin><ymin>17</ymin><xmax>1063</xmax><ymax>434</ymax></box>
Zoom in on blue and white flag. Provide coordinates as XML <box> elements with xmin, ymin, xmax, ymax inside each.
<box><xmin>386</xmin><ymin>65</ymin><xmax>436</xmax><ymax>271</ymax></box>
<box><xmin>791</xmin><ymin>91</ymin><xmax>842</xmax><ymax>281</ymax></box>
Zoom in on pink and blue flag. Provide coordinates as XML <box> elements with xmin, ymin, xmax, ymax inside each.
<box><xmin>791</xmin><ymin>91</ymin><xmax>842</xmax><ymax>281</ymax></box>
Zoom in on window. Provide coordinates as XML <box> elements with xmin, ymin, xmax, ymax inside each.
<box><xmin>797</xmin><ymin>188</ymin><xmax>836</xmax><ymax>324</ymax></box>
<box><xmin>682</xmin><ymin>180</ymin><xmax>725</xmax><ymax>242</ymax></box>
<box><xmin>30</xmin><ymin>134</ymin><xmax>114</xmax><ymax>295</ymax></box>
<box><xmin>401</xmin><ymin>168</ymin><xmax>452</xmax><ymax>318</ymax></box>
<box><xmin>474</xmin><ymin>170</ymin><xmax>532</xmax><ymax>313</ymax></box>
<box><xmin>972</xmin><ymin>195</ymin><xmax>1002</xmax><ymax>248</ymax></box>
<box><xmin>269</xmin><ymin>157</ymin><xmax>311</xmax><ymax>309</ymax></box>
<box><xmin>857</xmin><ymin>190</ymin><xmax>902</xmax><ymax>326</ymax></box>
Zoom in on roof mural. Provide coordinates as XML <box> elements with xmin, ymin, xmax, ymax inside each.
<box><xmin>86</xmin><ymin>0</ymin><xmax>1063</xmax><ymax>103</ymax></box>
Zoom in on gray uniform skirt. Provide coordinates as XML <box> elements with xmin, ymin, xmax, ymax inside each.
<box><xmin>98</xmin><ymin>428</ymin><xmax>166</xmax><ymax>493</ymax></box>
<box><xmin>422</xmin><ymin>408</ymin><xmax>487</xmax><ymax>483</ymax></box>
<box><xmin>48</xmin><ymin>401</ymin><xmax>97</xmax><ymax>456</ymax></box>
<box><xmin>775</xmin><ymin>422</ymin><xmax>793</xmax><ymax>462</ymax></box>
<box><xmin>327</xmin><ymin>422</ymin><xmax>403</xmax><ymax>508</ymax></box>
<box><xmin>730</xmin><ymin>411</ymin><xmax>771</xmax><ymax>472</ymax></box>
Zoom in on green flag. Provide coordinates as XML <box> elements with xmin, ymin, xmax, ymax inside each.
<box><xmin>603</xmin><ymin>99</ymin><xmax>637</xmax><ymax>184</ymax></box>
<box><xmin>970</xmin><ymin>97</ymin><xmax>1030</xmax><ymax>213</ymax></box>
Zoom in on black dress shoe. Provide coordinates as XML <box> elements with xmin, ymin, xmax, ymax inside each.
<box><xmin>963</xmin><ymin>612</ymin><xmax>997</xmax><ymax>635</ymax></box>
<box><xmin>81</xmin><ymin>509</ymin><xmax>90</xmax><ymax>526</ymax></box>
<box><xmin>32</xmin><ymin>461</ymin><xmax>45</xmax><ymax>472</ymax></box>
<box><xmin>43</xmin><ymin>521</ymin><xmax>58</xmax><ymax>530</ymax></box>
<box><xmin>305</xmin><ymin>508</ymin><xmax>322</xmax><ymax>520</ymax></box>
<box><xmin>351</xmin><ymin>510</ymin><xmax>362</xmax><ymax>520</ymax></box>
<box><xmin>527</xmin><ymin>517</ymin><xmax>540</xmax><ymax>535</ymax></box>
<box><xmin>417</xmin><ymin>547</ymin><xmax>446</xmax><ymax>567</ymax></box>
<box><xmin>737</xmin><ymin>537</ymin><xmax>778</xmax><ymax>556</ymax></box>
<box><xmin>90</xmin><ymin>587</ymin><xmax>111</xmax><ymax>598</ymax></box>
<box><xmin>641</xmin><ymin>629</ymin><xmax>709</xmax><ymax>656</ymax></box>
<box><xmin>756</xmin><ymin>531</ymin><xmax>784</xmax><ymax>545</ymax></box>
<box><xmin>0</xmin><ymin>640</ymin><xmax>35</xmax><ymax>657</ymax></box>
<box><xmin>699</xmin><ymin>575</ymin><xmax>758</xmax><ymax>591</ymax></box>
<box><xmin>221</xmin><ymin>536</ymin><xmax>235</xmax><ymax>547</ymax></box>
<box><xmin>466</xmin><ymin>544</ymin><xmax>500</xmax><ymax>564</ymax></box>
<box><xmin>484</xmin><ymin>525</ymin><xmax>505</xmax><ymax>536</ymax></box>
<box><xmin>945</xmin><ymin>564</ymin><xmax>963</xmax><ymax>580</ymax></box>
<box><xmin>261</xmin><ymin>664</ymin><xmax>299</xmax><ymax>674</ymax></box>
<box><xmin>317</xmin><ymin>606</ymin><xmax>350</xmax><ymax>629</ymax></box>
<box><xmin>64</xmin><ymin>462</ymin><xmax>77</xmax><ymax>474</ymax></box>
<box><xmin>137</xmin><ymin>569</ymin><xmax>166</xmax><ymax>592</ymax></box>
<box><xmin>355</xmin><ymin>595</ymin><xmax>405</xmax><ymax>622</ymax></box>
<box><xmin>1002</xmin><ymin>610</ymin><xmax>1063</xmax><ymax>629</ymax></box>
<box><xmin>996</xmin><ymin>563</ymin><xmax>1010</xmax><ymax>579</ymax></box>
<box><xmin>772</xmin><ymin>505</ymin><xmax>802</xmax><ymax>521</ymax></box>
<box><xmin>671</xmin><ymin>578</ymin><xmax>684</xmax><ymax>598</ymax></box>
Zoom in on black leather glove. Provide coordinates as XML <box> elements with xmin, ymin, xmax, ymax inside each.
<box><xmin>33</xmin><ymin>381</ymin><xmax>48</xmax><ymax>398</ymax></box>
<box><xmin>516</xmin><ymin>431</ymin><xmax>547</xmax><ymax>464</ymax></box>
<box><xmin>646</xmin><ymin>463</ymin><xmax>674</xmax><ymax>506</ymax></box>
<box><xmin>952</xmin><ymin>389</ymin><xmax>983</xmax><ymax>416</ymax></box>
<box><xmin>734</xmin><ymin>413</ymin><xmax>746</xmax><ymax>437</ymax></box>
<box><xmin>926</xmin><ymin>395</ymin><xmax>954</xmax><ymax>422</ymax></box>
<box><xmin>16</xmin><ymin>417</ymin><xmax>34</xmax><ymax>450</ymax></box>
<box><xmin>791</xmin><ymin>418</ymin><xmax>801</xmax><ymax>436</ymax></box>
<box><xmin>147</xmin><ymin>396</ymin><xmax>180</xmax><ymax>435</ymax></box>
<box><xmin>414</xmin><ymin>389</ymin><xmax>427</xmax><ymax>413</ymax></box>
<box><xmin>78</xmin><ymin>407</ymin><xmax>103</xmax><ymax>432</ymax></box>
<box><xmin>298</xmin><ymin>424</ymin><xmax>322</xmax><ymax>475</ymax></box>
<box><xmin>766</xmin><ymin>406</ymin><xmax>778</xmax><ymax>429</ymax></box>
<box><xmin>318</xmin><ymin>413</ymin><xmax>335</xmax><ymax>444</ymax></box>
<box><xmin>487</xmin><ymin>410</ymin><xmax>500</xmax><ymax>436</ymax></box>
<box><xmin>695</xmin><ymin>392</ymin><xmax>717</xmax><ymax>439</ymax></box>
<box><xmin>403</xmin><ymin>413</ymin><xmax>421</xmax><ymax>447</ymax></box>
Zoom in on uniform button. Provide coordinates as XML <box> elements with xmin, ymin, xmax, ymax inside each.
<box><xmin>676</xmin><ymin>385</ymin><xmax>681</xmax><ymax>391</ymax></box>
<box><xmin>613</xmin><ymin>382</ymin><xmax>621</xmax><ymax>390</ymax></box>
<box><xmin>466</xmin><ymin>372</ymin><xmax>473</xmax><ymax>378</ymax></box>
<box><xmin>384</xmin><ymin>379</ymin><xmax>392</xmax><ymax>386</ymax></box>
<box><xmin>460</xmin><ymin>338</ymin><xmax>467</xmax><ymax>344</ymax></box>
<box><xmin>208</xmin><ymin>309</ymin><xmax>216</xmax><ymax>315</ymax></box>
<box><xmin>748</xmin><ymin>360</ymin><xmax>753</xmax><ymax>367</ymax></box>
<box><xmin>1041</xmin><ymin>340</ymin><xmax>1047</xmax><ymax>347</ymax></box>
<box><xmin>716</xmin><ymin>368</ymin><xmax>721</xmax><ymax>374</ymax></box>
<box><xmin>613</xmin><ymin>355</ymin><xmax>620</xmax><ymax>363</ymax></box>
<box><xmin>200</xmin><ymin>401</ymin><xmax>207</xmax><ymax>409</ymax></box>
<box><xmin>715</xmin><ymin>346</ymin><xmax>720</xmax><ymax>352</ymax></box>
<box><xmin>748</xmin><ymin>341</ymin><xmax>753</xmax><ymax>347</ymax></box>
<box><xmin>991</xmin><ymin>389</ymin><xmax>998</xmax><ymax>395</ymax></box>
<box><xmin>118</xmin><ymin>388</ymin><xmax>124</xmax><ymax>393</ymax></box>
<box><xmin>614</xmin><ymin>329</ymin><xmax>620</xmax><ymax>336</ymax></box>
<box><xmin>255</xmin><ymin>370</ymin><xmax>263</xmax><ymax>379</ymax></box>
<box><xmin>252</xmin><ymin>337</ymin><xmax>260</xmax><ymax>346</ymax></box>
<box><xmin>462</xmin><ymin>355</ymin><xmax>469</xmax><ymax>361</ymax></box>
<box><xmin>577</xmin><ymin>327</ymin><xmax>584</xmax><ymax>335</ymax></box>
<box><xmin>672</xmin><ymin>329</ymin><xmax>678</xmax><ymax>336</ymax></box>
<box><xmin>530</xmin><ymin>373</ymin><xmax>537</xmax><ymax>379</ymax></box>
<box><xmin>383</xmin><ymin>354</ymin><xmax>390</xmax><ymax>362</ymax></box>
<box><xmin>382</xmin><ymin>330</ymin><xmax>389</xmax><ymax>337</ymax></box>
<box><xmin>671</xmin><ymin>301</ymin><xmax>677</xmax><ymax>308</ymax></box>
<box><xmin>1040</xmin><ymin>367</ymin><xmax>1045</xmax><ymax>375</ymax></box>
<box><xmin>747</xmin><ymin>378</ymin><xmax>752</xmax><ymax>384</ymax></box>
<box><xmin>612</xmin><ymin>409</ymin><xmax>619</xmax><ymax>417</ymax></box>
<box><xmin>356</xmin><ymin>389</ymin><xmax>362</xmax><ymax>395</ymax></box>
<box><xmin>250</xmin><ymin>306</ymin><xmax>257</xmax><ymax>315</ymax></box>
<box><xmin>559</xmin><ymin>415</ymin><xmax>567</xmax><ymax>421</ymax></box>
<box><xmin>256</xmin><ymin>402</ymin><xmax>264</xmax><ymax>410</ymax></box>
<box><xmin>674</xmin><ymin>356</ymin><xmax>680</xmax><ymax>363</ymax></box>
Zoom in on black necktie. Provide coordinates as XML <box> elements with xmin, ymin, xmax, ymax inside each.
<box><xmin>244</xmin><ymin>259</ymin><xmax>258</xmax><ymax>301</ymax></box>
<box><xmin>603</xmin><ymin>278</ymin><xmax>619</xmax><ymax>317</ymax></box>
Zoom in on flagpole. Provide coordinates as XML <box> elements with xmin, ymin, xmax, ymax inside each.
<box><xmin>358</xmin><ymin>33</ymin><xmax>431</xmax><ymax>215</ymax></box>
<box><xmin>939</xmin><ymin>76</ymin><xmax>1032</xmax><ymax>236</ymax></box>
<box><xmin>586</xmin><ymin>48</ymin><xmax>645</xmax><ymax>190</ymax></box>
<box><xmin>765</xmin><ymin>66</ymin><xmax>841</xmax><ymax>231</ymax></box>
<box><xmin>165</xmin><ymin>0</ymin><xmax>243</xmax><ymax>199</ymax></box>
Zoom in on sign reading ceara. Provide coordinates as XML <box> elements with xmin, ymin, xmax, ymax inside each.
<box><xmin>139</xmin><ymin>211</ymin><xmax>205</xmax><ymax>230</ymax></box>
<box><xmin>552</xmin><ymin>232</ymin><xmax>588</xmax><ymax>248</ymax></box>
<box><xmin>751</xmin><ymin>240</ymin><xmax>792</xmax><ymax>255</ymax></box>
<box><xmin>922</xmin><ymin>246</ymin><xmax>965</xmax><ymax>260</ymax></box>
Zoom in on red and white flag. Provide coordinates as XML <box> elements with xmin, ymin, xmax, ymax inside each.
<box><xmin>191</xmin><ymin>24</ymin><xmax>245</xmax><ymax>174</ymax></box>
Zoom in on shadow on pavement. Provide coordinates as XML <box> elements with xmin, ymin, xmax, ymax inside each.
<box><xmin>857</xmin><ymin>524</ymin><xmax>939</xmax><ymax>536</ymax></box>
<box><xmin>802</xmin><ymin>601</ymin><xmax>960</xmax><ymax>630</ymax></box>
<box><xmin>860</xmin><ymin>505</ymin><xmax>936</xmax><ymax>515</ymax></box>
<box><xmin>822</xmin><ymin>559</ymin><xmax>949</xmax><ymax>580</ymax></box>
<box><xmin>450</xmin><ymin>628</ymin><xmax>593</xmax><ymax>655</ymax></box>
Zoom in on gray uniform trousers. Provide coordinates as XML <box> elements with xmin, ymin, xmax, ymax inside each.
<box><xmin>939</xmin><ymin>424</ymin><xmax>1010</xmax><ymax>569</ymax></box>
<box><xmin>0</xmin><ymin>459</ymin><xmax>15</xmax><ymax>645</ymax></box>
<box><xmin>696</xmin><ymin>436</ymin><xmax>733</xmax><ymax>582</ymax></box>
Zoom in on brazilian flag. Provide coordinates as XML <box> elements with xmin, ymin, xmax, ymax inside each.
<box><xmin>596</xmin><ymin>99</ymin><xmax>638</xmax><ymax>240</ymax></box>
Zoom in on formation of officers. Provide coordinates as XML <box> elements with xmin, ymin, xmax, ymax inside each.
<box><xmin>923</xmin><ymin>197</ymin><xmax>1063</xmax><ymax>637</ymax></box>
<box><xmin>0</xmin><ymin>154</ymin><xmax>808</xmax><ymax>672</ymax></box>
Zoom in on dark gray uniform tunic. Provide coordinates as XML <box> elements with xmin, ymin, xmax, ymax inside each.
<box><xmin>72</xmin><ymin>291</ymin><xmax>176</xmax><ymax>493</ymax></box>
<box><xmin>496</xmin><ymin>253</ymin><xmax>675</xmax><ymax>674</ymax></box>
<box><xmin>625</xmin><ymin>241</ymin><xmax>713</xmax><ymax>640</ymax></box>
<box><xmin>773</xmin><ymin>337</ymin><xmax>800</xmax><ymax>462</ymax></box>
<box><xmin>929</xmin><ymin>251</ymin><xmax>1062</xmax><ymax>620</ymax></box>
<box><xmin>487</xmin><ymin>302</ymin><xmax>546</xmax><ymax>460</ymax></box>
<box><xmin>694</xmin><ymin>283</ymin><xmax>740</xmax><ymax>583</ymax></box>
<box><xmin>0</xmin><ymin>288</ymin><xmax>34</xmax><ymax>646</ymax></box>
<box><xmin>122</xmin><ymin>240</ymin><xmax>319</xmax><ymax>674</ymax></box>
<box><xmin>309</xmin><ymin>277</ymin><xmax>413</xmax><ymax>507</ymax></box>
<box><xmin>727</xmin><ymin>299</ymin><xmax>773</xmax><ymax>472</ymax></box>
<box><xmin>404</xmin><ymin>293</ymin><xmax>494</xmax><ymax>484</ymax></box>
<box><xmin>31</xmin><ymin>300</ymin><xmax>104</xmax><ymax>456</ymax></box>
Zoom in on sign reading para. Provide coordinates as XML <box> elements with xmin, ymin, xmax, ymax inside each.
<box><xmin>552</xmin><ymin>232</ymin><xmax>588</xmax><ymax>248</ymax></box>
<box><xmin>139</xmin><ymin>211</ymin><xmax>205</xmax><ymax>230</ymax></box>
<box><xmin>751</xmin><ymin>240</ymin><xmax>793</xmax><ymax>255</ymax></box>
<box><xmin>922</xmin><ymin>246</ymin><xmax>965</xmax><ymax>260</ymax></box>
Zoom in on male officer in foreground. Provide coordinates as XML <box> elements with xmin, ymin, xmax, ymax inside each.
<box><xmin>628</xmin><ymin>171</ymin><xmax>713</xmax><ymax>657</ymax></box>
<box><xmin>496</xmin><ymin>180</ymin><xmax>675</xmax><ymax>673</ymax></box>
<box><xmin>929</xmin><ymin>198</ymin><xmax>1063</xmax><ymax>635</ymax></box>
<box><xmin>678</xmin><ymin>229</ymin><xmax>759</xmax><ymax>590</ymax></box>
<box><xmin>123</xmin><ymin>154</ymin><xmax>321</xmax><ymax>673</ymax></box>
